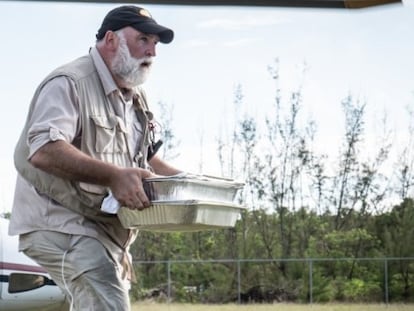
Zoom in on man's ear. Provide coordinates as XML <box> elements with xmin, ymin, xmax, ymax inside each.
<box><xmin>104</xmin><ymin>30</ymin><xmax>119</xmax><ymax>51</ymax></box>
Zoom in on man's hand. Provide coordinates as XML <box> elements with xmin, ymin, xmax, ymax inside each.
<box><xmin>109</xmin><ymin>167</ymin><xmax>155</xmax><ymax>210</ymax></box>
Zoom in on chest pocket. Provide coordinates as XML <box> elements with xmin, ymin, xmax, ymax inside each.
<box><xmin>91</xmin><ymin>115</ymin><xmax>128</xmax><ymax>153</ymax></box>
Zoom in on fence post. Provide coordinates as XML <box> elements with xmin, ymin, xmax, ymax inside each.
<box><xmin>237</xmin><ymin>259</ymin><xmax>241</xmax><ymax>304</ymax></box>
<box><xmin>384</xmin><ymin>259</ymin><xmax>389</xmax><ymax>305</ymax></box>
<box><xmin>167</xmin><ymin>260</ymin><xmax>171</xmax><ymax>303</ymax></box>
<box><xmin>309</xmin><ymin>259</ymin><xmax>313</xmax><ymax>304</ymax></box>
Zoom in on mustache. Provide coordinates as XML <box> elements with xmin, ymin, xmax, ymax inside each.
<box><xmin>138</xmin><ymin>57</ymin><xmax>153</xmax><ymax>68</ymax></box>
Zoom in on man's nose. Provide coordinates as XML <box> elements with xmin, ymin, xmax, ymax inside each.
<box><xmin>146</xmin><ymin>44</ymin><xmax>156</xmax><ymax>57</ymax></box>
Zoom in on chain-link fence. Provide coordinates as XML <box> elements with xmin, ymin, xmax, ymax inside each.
<box><xmin>132</xmin><ymin>257</ymin><xmax>414</xmax><ymax>304</ymax></box>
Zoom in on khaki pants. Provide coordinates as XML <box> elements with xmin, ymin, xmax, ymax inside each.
<box><xmin>19</xmin><ymin>231</ymin><xmax>130</xmax><ymax>311</ymax></box>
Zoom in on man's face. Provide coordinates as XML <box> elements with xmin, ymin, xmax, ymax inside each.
<box><xmin>111</xmin><ymin>28</ymin><xmax>159</xmax><ymax>88</ymax></box>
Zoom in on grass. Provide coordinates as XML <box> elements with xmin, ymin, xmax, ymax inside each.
<box><xmin>131</xmin><ymin>302</ymin><xmax>414</xmax><ymax>311</ymax></box>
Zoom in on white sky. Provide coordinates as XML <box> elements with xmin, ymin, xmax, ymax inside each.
<box><xmin>0</xmin><ymin>0</ymin><xmax>413</xmax><ymax>213</ymax></box>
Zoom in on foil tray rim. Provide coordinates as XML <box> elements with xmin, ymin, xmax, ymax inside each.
<box><xmin>149</xmin><ymin>199</ymin><xmax>245</xmax><ymax>208</ymax></box>
<box><xmin>144</xmin><ymin>174</ymin><xmax>245</xmax><ymax>188</ymax></box>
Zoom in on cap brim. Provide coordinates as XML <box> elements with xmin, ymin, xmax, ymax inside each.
<box><xmin>132</xmin><ymin>21</ymin><xmax>174</xmax><ymax>44</ymax></box>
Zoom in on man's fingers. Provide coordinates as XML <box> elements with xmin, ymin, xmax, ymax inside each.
<box><xmin>136</xmin><ymin>188</ymin><xmax>150</xmax><ymax>209</ymax></box>
<box><xmin>121</xmin><ymin>190</ymin><xmax>150</xmax><ymax>210</ymax></box>
<box><xmin>110</xmin><ymin>167</ymin><xmax>155</xmax><ymax>210</ymax></box>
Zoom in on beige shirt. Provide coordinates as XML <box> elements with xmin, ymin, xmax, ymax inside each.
<box><xmin>9</xmin><ymin>47</ymin><xmax>142</xmax><ymax>241</ymax></box>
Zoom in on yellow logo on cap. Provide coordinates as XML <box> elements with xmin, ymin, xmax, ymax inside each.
<box><xmin>138</xmin><ymin>8</ymin><xmax>152</xmax><ymax>18</ymax></box>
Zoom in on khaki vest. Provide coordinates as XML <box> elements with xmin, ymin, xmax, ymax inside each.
<box><xmin>14</xmin><ymin>54</ymin><xmax>153</xmax><ymax>250</ymax></box>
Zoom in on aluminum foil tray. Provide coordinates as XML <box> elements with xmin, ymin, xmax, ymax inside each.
<box><xmin>117</xmin><ymin>200</ymin><xmax>244</xmax><ymax>232</ymax></box>
<box><xmin>143</xmin><ymin>174</ymin><xmax>244</xmax><ymax>203</ymax></box>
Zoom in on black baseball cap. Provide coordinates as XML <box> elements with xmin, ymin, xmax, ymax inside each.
<box><xmin>96</xmin><ymin>6</ymin><xmax>174</xmax><ymax>44</ymax></box>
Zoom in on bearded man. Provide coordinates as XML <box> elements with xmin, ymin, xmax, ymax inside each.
<box><xmin>9</xmin><ymin>6</ymin><xmax>181</xmax><ymax>311</ymax></box>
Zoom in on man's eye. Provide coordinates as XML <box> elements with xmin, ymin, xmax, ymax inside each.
<box><xmin>139</xmin><ymin>35</ymin><xmax>158</xmax><ymax>45</ymax></box>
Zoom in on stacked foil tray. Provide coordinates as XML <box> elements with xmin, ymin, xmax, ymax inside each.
<box><xmin>117</xmin><ymin>174</ymin><xmax>244</xmax><ymax>232</ymax></box>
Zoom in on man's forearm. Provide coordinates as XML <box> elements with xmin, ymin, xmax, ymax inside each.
<box><xmin>30</xmin><ymin>140</ymin><xmax>158</xmax><ymax>209</ymax></box>
<box><xmin>149</xmin><ymin>155</ymin><xmax>182</xmax><ymax>176</ymax></box>
<box><xmin>29</xmin><ymin>140</ymin><xmax>118</xmax><ymax>187</ymax></box>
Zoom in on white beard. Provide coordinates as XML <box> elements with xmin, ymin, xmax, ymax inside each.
<box><xmin>111</xmin><ymin>34</ymin><xmax>152</xmax><ymax>88</ymax></box>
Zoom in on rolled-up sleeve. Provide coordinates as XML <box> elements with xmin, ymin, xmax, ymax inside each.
<box><xmin>27</xmin><ymin>76</ymin><xmax>80</xmax><ymax>158</ymax></box>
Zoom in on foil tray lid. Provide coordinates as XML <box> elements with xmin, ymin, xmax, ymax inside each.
<box><xmin>144</xmin><ymin>173</ymin><xmax>245</xmax><ymax>189</ymax></box>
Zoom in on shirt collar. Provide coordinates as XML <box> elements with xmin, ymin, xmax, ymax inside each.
<box><xmin>90</xmin><ymin>46</ymin><xmax>118</xmax><ymax>96</ymax></box>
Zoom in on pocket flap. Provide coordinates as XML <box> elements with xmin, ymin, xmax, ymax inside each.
<box><xmin>91</xmin><ymin>115</ymin><xmax>117</xmax><ymax>129</ymax></box>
